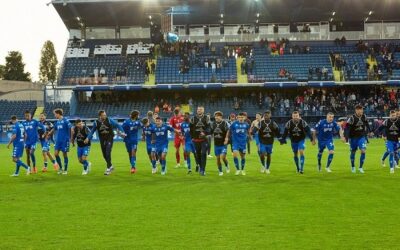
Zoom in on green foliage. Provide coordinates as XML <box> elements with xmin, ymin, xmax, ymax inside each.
<box><xmin>0</xmin><ymin>64</ymin><xmax>4</xmax><ymax>79</ymax></box>
<box><xmin>39</xmin><ymin>40</ymin><xmax>58</xmax><ymax>83</ymax></box>
<box><xmin>3</xmin><ymin>51</ymin><xmax>31</xmax><ymax>81</ymax></box>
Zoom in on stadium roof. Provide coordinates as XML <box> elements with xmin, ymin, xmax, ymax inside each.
<box><xmin>52</xmin><ymin>0</ymin><xmax>400</xmax><ymax>30</ymax></box>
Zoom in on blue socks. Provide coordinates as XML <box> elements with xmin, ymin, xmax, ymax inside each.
<box><xmin>64</xmin><ymin>157</ymin><xmax>69</xmax><ymax>171</ymax></box>
<box><xmin>82</xmin><ymin>160</ymin><xmax>89</xmax><ymax>171</ymax></box>
<box><xmin>260</xmin><ymin>157</ymin><xmax>265</xmax><ymax>168</ymax></box>
<box><xmin>258</xmin><ymin>151</ymin><xmax>263</xmax><ymax>165</ymax></box>
<box><xmin>130</xmin><ymin>156</ymin><xmax>136</xmax><ymax>169</ymax></box>
<box><xmin>15</xmin><ymin>160</ymin><xmax>29</xmax><ymax>174</ymax></box>
<box><xmin>300</xmin><ymin>155</ymin><xmax>305</xmax><ymax>171</ymax></box>
<box><xmin>30</xmin><ymin>152</ymin><xmax>36</xmax><ymax>167</ymax></box>
<box><xmin>233</xmin><ymin>157</ymin><xmax>239</xmax><ymax>170</ymax></box>
<box><xmin>266</xmin><ymin>154</ymin><xmax>271</xmax><ymax>170</ymax></box>
<box><xmin>317</xmin><ymin>152</ymin><xmax>323</xmax><ymax>167</ymax></box>
<box><xmin>217</xmin><ymin>163</ymin><xmax>222</xmax><ymax>173</ymax></box>
<box><xmin>382</xmin><ymin>151</ymin><xmax>389</xmax><ymax>162</ymax></box>
<box><xmin>55</xmin><ymin>155</ymin><xmax>63</xmax><ymax>170</ymax></box>
<box><xmin>350</xmin><ymin>152</ymin><xmax>356</xmax><ymax>168</ymax></box>
<box><xmin>389</xmin><ymin>153</ymin><xmax>395</xmax><ymax>169</ymax></box>
<box><xmin>161</xmin><ymin>159</ymin><xmax>166</xmax><ymax>172</ymax></box>
<box><xmin>241</xmin><ymin>158</ymin><xmax>246</xmax><ymax>170</ymax></box>
<box><xmin>223</xmin><ymin>158</ymin><xmax>229</xmax><ymax>168</ymax></box>
<box><xmin>187</xmin><ymin>157</ymin><xmax>191</xmax><ymax>170</ymax></box>
<box><xmin>360</xmin><ymin>153</ymin><xmax>366</xmax><ymax>169</ymax></box>
<box><xmin>327</xmin><ymin>154</ymin><xmax>334</xmax><ymax>168</ymax></box>
<box><xmin>151</xmin><ymin>160</ymin><xmax>156</xmax><ymax>169</ymax></box>
<box><xmin>293</xmin><ymin>156</ymin><xmax>299</xmax><ymax>171</ymax></box>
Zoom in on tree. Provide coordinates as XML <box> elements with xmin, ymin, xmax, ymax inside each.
<box><xmin>0</xmin><ymin>65</ymin><xmax>4</xmax><ymax>80</ymax></box>
<box><xmin>3</xmin><ymin>51</ymin><xmax>31</xmax><ymax>81</ymax></box>
<box><xmin>39</xmin><ymin>40</ymin><xmax>58</xmax><ymax>83</ymax></box>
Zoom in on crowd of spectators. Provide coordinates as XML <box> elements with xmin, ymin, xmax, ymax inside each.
<box><xmin>250</xmin><ymin>86</ymin><xmax>400</xmax><ymax>116</ymax></box>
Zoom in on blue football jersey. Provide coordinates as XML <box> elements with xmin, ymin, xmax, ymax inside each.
<box><xmin>12</xmin><ymin>122</ymin><xmax>25</xmax><ymax>146</ymax></box>
<box><xmin>314</xmin><ymin>119</ymin><xmax>340</xmax><ymax>141</ymax></box>
<box><xmin>230</xmin><ymin>121</ymin><xmax>250</xmax><ymax>145</ymax></box>
<box><xmin>181</xmin><ymin>122</ymin><xmax>192</xmax><ymax>143</ymax></box>
<box><xmin>153</xmin><ymin>124</ymin><xmax>174</xmax><ymax>148</ymax></box>
<box><xmin>22</xmin><ymin>119</ymin><xmax>44</xmax><ymax>144</ymax></box>
<box><xmin>54</xmin><ymin>118</ymin><xmax>72</xmax><ymax>142</ymax></box>
<box><xmin>142</xmin><ymin>123</ymin><xmax>155</xmax><ymax>144</ymax></box>
<box><xmin>122</xmin><ymin>119</ymin><xmax>142</xmax><ymax>143</ymax></box>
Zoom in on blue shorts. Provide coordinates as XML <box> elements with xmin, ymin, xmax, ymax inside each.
<box><xmin>214</xmin><ymin>145</ymin><xmax>227</xmax><ymax>156</ymax></box>
<box><xmin>318</xmin><ymin>140</ymin><xmax>334</xmax><ymax>152</ymax></box>
<box><xmin>77</xmin><ymin>146</ymin><xmax>90</xmax><ymax>158</ymax></box>
<box><xmin>184</xmin><ymin>141</ymin><xmax>196</xmax><ymax>153</ymax></box>
<box><xmin>12</xmin><ymin>144</ymin><xmax>24</xmax><ymax>158</ymax></box>
<box><xmin>25</xmin><ymin>142</ymin><xmax>36</xmax><ymax>150</ymax></box>
<box><xmin>146</xmin><ymin>143</ymin><xmax>156</xmax><ymax>155</ymax></box>
<box><xmin>55</xmin><ymin>140</ymin><xmax>70</xmax><ymax>153</ymax></box>
<box><xmin>349</xmin><ymin>137</ymin><xmax>367</xmax><ymax>151</ymax></box>
<box><xmin>125</xmin><ymin>142</ymin><xmax>138</xmax><ymax>153</ymax></box>
<box><xmin>156</xmin><ymin>145</ymin><xmax>168</xmax><ymax>155</ymax></box>
<box><xmin>232</xmin><ymin>143</ymin><xmax>247</xmax><ymax>154</ymax></box>
<box><xmin>291</xmin><ymin>140</ymin><xmax>305</xmax><ymax>153</ymax></box>
<box><xmin>40</xmin><ymin>139</ymin><xmax>50</xmax><ymax>152</ymax></box>
<box><xmin>386</xmin><ymin>140</ymin><xmax>398</xmax><ymax>153</ymax></box>
<box><xmin>259</xmin><ymin>143</ymin><xmax>273</xmax><ymax>154</ymax></box>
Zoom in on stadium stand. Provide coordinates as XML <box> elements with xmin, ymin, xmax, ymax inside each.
<box><xmin>44</xmin><ymin>102</ymin><xmax>71</xmax><ymax>119</ymax></box>
<box><xmin>61</xmin><ymin>56</ymin><xmax>148</xmax><ymax>85</ymax></box>
<box><xmin>59</xmin><ymin>39</ymin><xmax>154</xmax><ymax>86</ymax></box>
<box><xmin>58</xmin><ymin>38</ymin><xmax>400</xmax><ymax>85</ymax></box>
<box><xmin>0</xmin><ymin>100</ymin><xmax>37</xmax><ymax>121</ymax></box>
<box><xmin>155</xmin><ymin>56</ymin><xmax>237</xmax><ymax>84</ymax></box>
<box><xmin>247</xmin><ymin>53</ymin><xmax>333</xmax><ymax>82</ymax></box>
<box><xmin>71</xmin><ymin>86</ymin><xmax>399</xmax><ymax>120</ymax></box>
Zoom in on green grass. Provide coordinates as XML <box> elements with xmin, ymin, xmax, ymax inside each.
<box><xmin>0</xmin><ymin>139</ymin><xmax>399</xmax><ymax>249</ymax></box>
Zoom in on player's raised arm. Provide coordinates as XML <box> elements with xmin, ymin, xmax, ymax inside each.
<box><xmin>110</xmin><ymin>118</ymin><xmax>126</xmax><ymax>137</ymax></box>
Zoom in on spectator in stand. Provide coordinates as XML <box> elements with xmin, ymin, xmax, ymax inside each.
<box><xmin>93</xmin><ymin>68</ymin><xmax>99</xmax><ymax>78</ymax></box>
<box><xmin>279</xmin><ymin>68</ymin><xmax>286</xmax><ymax>78</ymax></box>
<box><xmin>353</xmin><ymin>63</ymin><xmax>359</xmax><ymax>75</ymax></box>
<box><xmin>211</xmin><ymin>61</ymin><xmax>216</xmax><ymax>73</ymax></box>
<box><xmin>163</xmin><ymin>102</ymin><xmax>169</xmax><ymax>112</ymax></box>
<box><xmin>204</xmin><ymin>59</ymin><xmax>209</xmax><ymax>68</ymax></box>
<box><xmin>322</xmin><ymin>66</ymin><xmax>328</xmax><ymax>80</ymax></box>
<box><xmin>100</xmin><ymin>67</ymin><xmax>106</xmax><ymax>77</ymax></box>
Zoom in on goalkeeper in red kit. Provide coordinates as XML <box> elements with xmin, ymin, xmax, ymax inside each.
<box><xmin>169</xmin><ymin>107</ymin><xmax>187</xmax><ymax>168</ymax></box>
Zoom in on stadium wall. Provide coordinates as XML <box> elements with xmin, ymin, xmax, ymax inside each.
<box><xmin>0</xmin><ymin>80</ymin><xmax>42</xmax><ymax>93</ymax></box>
<box><xmin>0</xmin><ymin>90</ymin><xmax>44</xmax><ymax>103</ymax></box>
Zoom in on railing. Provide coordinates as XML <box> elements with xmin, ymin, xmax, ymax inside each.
<box><xmin>178</xmin><ymin>22</ymin><xmax>400</xmax><ymax>42</ymax></box>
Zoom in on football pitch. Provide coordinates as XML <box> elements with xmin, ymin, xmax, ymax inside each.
<box><xmin>0</xmin><ymin>139</ymin><xmax>399</xmax><ymax>249</ymax></box>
